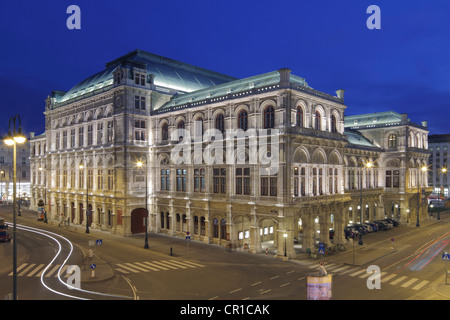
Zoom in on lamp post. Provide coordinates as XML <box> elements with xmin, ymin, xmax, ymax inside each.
<box><xmin>283</xmin><ymin>232</ymin><xmax>288</xmax><ymax>258</ymax></box>
<box><xmin>4</xmin><ymin>114</ymin><xmax>27</xmax><ymax>301</ymax></box>
<box><xmin>79</xmin><ymin>160</ymin><xmax>90</xmax><ymax>233</ymax></box>
<box><xmin>38</xmin><ymin>166</ymin><xmax>48</xmax><ymax>222</ymax></box>
<box><xmin>0</xmin><ymin>170</ymin><xmax>4</xmax><ymax>204</ymax></box>
<box><xmin>437</xmin><ymin>167</ymin><xmax>447</xmax><ymax>220</ymax></box>
<box><xmin>358</xmin><ymin>161</ymin><xmax>373</xmax><ymax>246</ymax></box>
<box><xmin>416</xmin><ymin>166</ymin><xmax>427</xmax><ymax>227</ymax></box>
<box><xmin>137</xmin><ymin>155</ymin><xmax>149</xmax><ymax>249</ymax></box>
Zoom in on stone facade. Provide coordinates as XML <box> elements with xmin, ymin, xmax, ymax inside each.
<box><xmin>30</xmin><ymin>49</ymin><xmax>432</xmax><ymax>258</ymax></box>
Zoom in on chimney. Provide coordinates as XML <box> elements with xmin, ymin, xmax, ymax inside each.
<box><xmin>278</xmin><ymin>68</ymin><xmax>291</xmax><ymax>86</ymax></box>
<box><xmin>401</xmin><ymin>113</ymin><xmax>408</xmax><ymax>123</ymax></box>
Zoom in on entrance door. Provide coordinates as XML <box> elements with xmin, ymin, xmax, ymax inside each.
<box><xmin>131</xmin><ymin>208</ymin><xmax>147</xmax><ymax>234</ymax></box>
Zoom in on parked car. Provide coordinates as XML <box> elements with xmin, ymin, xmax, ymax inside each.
<box><xmin>384</xmin><ymin>219</ymin><xmax>399</xmax><ymax>227</ymax></box>
<box><xmin>0</xmin><ymin>231</ymin><xmax>11</xmax><ymax>242</ymax></box>
<box><xmin>374</xmin><ymin>220</ymin><xmax>389</xmax><ymax>231</ymax></box>
<box><xmin>365</xmin><ymin>222</ymin><xmax>378</xmax><ymax>232</ymax></box>
<box><xmin>344</xmin><ymin>226</ymin><xmax>358</xmax><ymax>239</ymax></box>
<box><xmin>353</xmin><ymin>224</ymin><xmax>369</xmax><ymax>234</ymax></box>
<box><xmin>382</xmin><ymin>220</ymin><xmax>394</xmax><ymax>228</ymax></box>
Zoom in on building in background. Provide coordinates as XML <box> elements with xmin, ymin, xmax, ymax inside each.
<box><xmin>0</xmin><ymin>139</ymin><xmax>31</xmax><ymax>203</ymax></box>
<box><xmin>428</xmin><ymin>134</ymin><xmax>449</xmax><ymax>199</ymax></box>
<box><xmin>30</xmin><ymin>49</ymin><xmax>432</xmax><ymax>258</ymax></box>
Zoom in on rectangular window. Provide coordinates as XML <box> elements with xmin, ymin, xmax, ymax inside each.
<box><xmin>393</xmin><ymin>170</ymin><xmax>400</xmax><ymax>188</ymax></box>
<box><xmin>97</xmin><ymin>122</ymin><xmax>103</xmax><ymax>145</ymax></box>
<box><xmin>62</xmin><ymin>131</ymin><xmax>67</xmax><ymax>148</ymax></box>
<box><xmin>176</xmin><ymin>169</ymin><xmax>187</xmax><ymax>192</ymax></box>
<box><xmin>97</xmin><ymin>169</ymin><xmax>103</xmax><ymax>190</ymax></box>
<box><xmin>55</xmin><ymin>132</ymin><xmax>60</xmax><ymax>149</ymax></box>
<box><xmin>385</xmin><ymin>170</ymin><xmax>392</xmax><ymax>188</ymax></box>
<box><xmin>134</xmin><ymin>119</ymin><xmax>146</xmax><ymax>141</ymax></box>
<box><xmin>134</xmin><ymin>73</ymin><xmax>146</xmax><ymax>86</ymax></box>
<box><xmin>134</xmin><ymin>95</ymin><xmax>146</xmax><ymax>110</ymax></box>
<box><xmin>107</xmin><ymin>169</ymin><xmax>114</xmax><ymax>190</ymax></box>
<box><xmin>71</xmin><ymin>170</ymin><xmax>75</xmax><ymax>188</ymax></box>
<box><xmin>261</xmin><ymin>177</ymin><xmax>268</xmax><ymax>196</ymax></box>
<box><xmin>213</xmin><ymin>168</ymin><xmax>226</xmax><ymax>194</ymax></box>
<box><xmin>107</xmin><ymin>120</ymin><xmax>114</xmax><ymax>143</ymax></box>
<box><xmin>160</xmin><ymin>169</ymin><xmax>170</xmax><ymax>191</ymax></box>
<box><xmin>236</xmin><ymin>167</ymin><xmax>250</xmax><ymax>195</ymax></box>
<box><xmin>194</xmin><ymin>168</ymin><xmax>205</xmax><ymax>192</ymax></box>
<box><xmin>79</xmin><ymin>169</ymin><xmax>84</xmax><ymax>189</ymax></box>
<box><xmin>63</xmin><ymin>170</ymin><xmax>67</xmax><ymax>188</ymax></box>
<box><xmin>87</xmin><ymin>125</ymin><xmax>93</xmax><ymax>145</ymax></box>
<box><xmin>70</xmin><ymin>129</ymin><xmax>76</xmax><ymax>148</ymax></box>
<box><xmin>78</xmin><ymin>127</ymin><xmax>84</xmax><ymax>147</ymax></box>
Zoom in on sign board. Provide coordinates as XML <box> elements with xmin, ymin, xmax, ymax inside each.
<box><xmin>90</xmin><ymin>264</ymin><xmax>96</xmax><ymax>269</ymax></box>
<box><xmin>96</xmin><ymin>239</ymin><xmax>103</xmax><ymax>246</ymax></box>
<box><xmin>443</xmin><ymin>252</ymin><xmax>450</xmax><ymax>261</ymax></box>
<box><xmin>318</xmin><ymin>243</ymin><xmax>325</xmax><ymax>255</ymax></box>
<box><xmin>306</xmin><ymin>274</ymin><xmax>332</xmax><ymax>300</ymax></box>
<box><xmin>185</xmin><ymin>232</ymin><xmax>191</xmax><ymax>240</ymax></box>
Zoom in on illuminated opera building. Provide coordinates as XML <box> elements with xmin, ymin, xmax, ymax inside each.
<box><xmin>29</xmin><ymin>49</ymin><xmax>431</xmax><ymax>257</ymax></box>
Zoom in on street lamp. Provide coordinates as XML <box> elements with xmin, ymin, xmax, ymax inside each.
<box><xmin>79</xmin><ymin>161</ymin><xmax>90</xmax><ymax>233</ymax></box>
<box><xmin>38</xmin><ymin>166</ymin><xmax>48</xmax><ymax>223</ymax></box>
<box><xmin>437</xmin><ymin>167</ymin><xmax>447</xmax><ymax>220</ymax></box>
<box><xmin>283</xmin><ymin>232</ymin><xmax>288</xmax><ymax>258</ymax></box>
<box><xmin>3</xmin><ymin>114</ymin><xmax>27</xmax><ymax>301</ymax></box>
<box><xmin>137</xmin><ymin>155</ymin><xmax>149</xmax><ymax>249</ymax></box>
<box><xmin>416</xmin><ymin>165</ymin><xmax>427</xmax><ymax>227</ymax></box>
<box><xmin>0</xmin><ymin>170</ymin><xmax>4</xmax><ymax>204</ymax></box>
<box><xmin>358</xmin><ymin>161</ymin><xmax>373</xmax><ymax>246</ymax></box>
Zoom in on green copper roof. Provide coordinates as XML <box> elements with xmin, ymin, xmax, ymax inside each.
<box><xmin>344</xmin><ymin>129</ymin><xmax>376</xmax><ymax>147</ymax></box>
<box><xmin>344</xmin><ymin>111</ymin><xmax>402</xmax><ymax>128</ymax></box>
<box><xmin>55</xmin><ymin>49</ymin><xmax>237</xmax><ymax>105</ymax></box>
<box><xmin>154</xmin><ymin>70</ymin><xmax>310</xmax><ymax>113</ymax></box>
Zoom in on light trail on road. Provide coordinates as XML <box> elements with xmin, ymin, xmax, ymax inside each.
<box><xmin>7</xmin><ymin>221</ymin><xmax>132</xmax><ymax>300</ymax></box>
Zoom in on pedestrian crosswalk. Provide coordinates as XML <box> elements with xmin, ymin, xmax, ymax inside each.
<box><xmin>8</xmin><ymin>259</ymin><xmax>205</xmax><ymax>278</ymax></box>
<box><xmin>115</xmin><ymin>259</ymin><xmax>205</xmax><ymax>274</ymax></box>
<box><xmin>9</xmin><ymin>263</ymin><xmax>73</xmax><ymax>278</ymax></box>
<box><xmin>308</xmin><ymin>263</ymin><xmax>430</xmax><ymax>291</ymax></box>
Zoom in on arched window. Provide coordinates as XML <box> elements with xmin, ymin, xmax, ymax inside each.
<box><xmin>331</xmin><ymin>115</ymin><xmax>337</xmax><ymax>133</ymax></box>
<box><xmin>297</xmin><ymin>107</ymin><xmax>303</xmax><ymax>127</ymax></box>
<box><xmin>161</xmin><ymin>122</ymin><xmax>168</xmax><ymax>141</ymax></box>
<box><xmin>388</xmin><ymin>134</ymin><xmax>397</xmax><ymax>148</ymax></box>
<box><xmin>215</xmin><ymin>114</ymin><xmax>225</xmax><ymax>134</ymax></box>
<box><xmin>314</xmin><ymin>111</ymin><xmax>321</xmax><ymax>130</ymax></box>
<box><xmin>177</xmin><ymin>120</ymin><xmax>185</xmax><ymax>129</ymax></box>
<box><xmin>238</xmin><ymin>110</ymin><xmax>248</xmax><ymax>131</ymax></box>
<box><xmin>264</xmin><ymin>106</ymin><xmax>275</xmax><ymax>129</ymax></box>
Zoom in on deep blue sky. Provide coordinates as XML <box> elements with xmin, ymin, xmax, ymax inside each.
<box><xmin>1</xmin><ymin>0</ymin><xmax>449</xmax><ymax>136</ymax></box>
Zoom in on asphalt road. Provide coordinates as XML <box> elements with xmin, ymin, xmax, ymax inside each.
<box><xmin>1</xmin><ymin>204</ymin><xmax>449</xmax><ymax>303</ymax></box>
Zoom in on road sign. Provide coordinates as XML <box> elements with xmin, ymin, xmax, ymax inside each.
<box><xmin>318</xmin><ymin>243</ymin><xmax>325</xmax><ymax>255</ymax></box>
<box><xmin>443</xmin><ymin>252</ymin><xmax>450</xmax><ymax>261</ymax></box>
<box><xmin>90</xmin><ymin>264</ymin><xmax>96</xmax><ymax>269</ymax></box>
<box><xmin>96</xmin><ymin>239</ymin><xmax>103</xmax><ymax>246</ymax></box>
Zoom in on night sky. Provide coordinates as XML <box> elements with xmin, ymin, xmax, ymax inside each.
<box><xmin>1</xmin><ymin>0</ymin><xmax>449</xmax><ymax>137</ymax></box>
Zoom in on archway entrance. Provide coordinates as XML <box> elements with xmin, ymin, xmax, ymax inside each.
<box><xmin>131</xmin><ymin>208</ymin><xmax>147</xmax><ymax>234</ymax></box>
